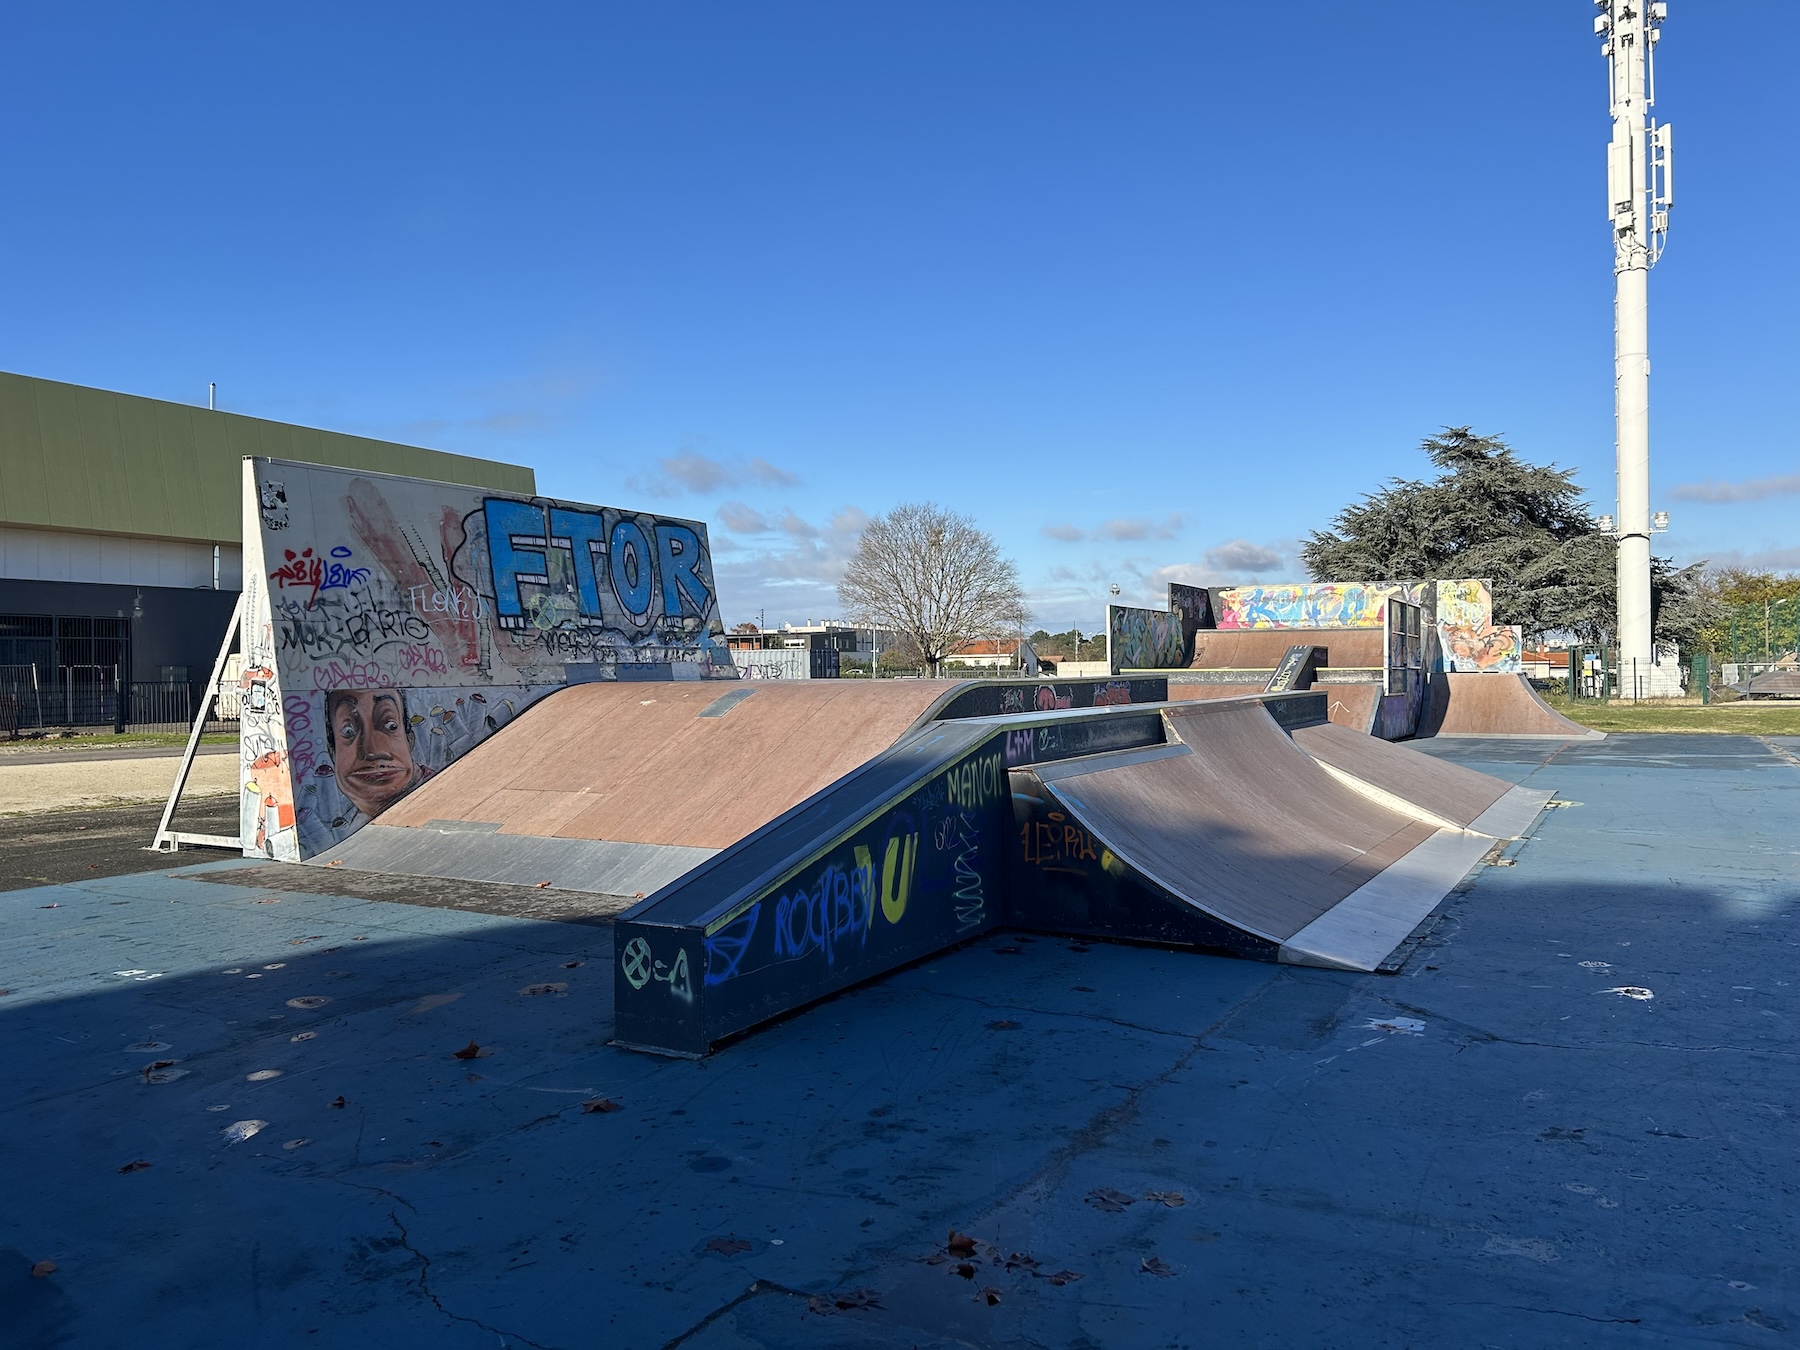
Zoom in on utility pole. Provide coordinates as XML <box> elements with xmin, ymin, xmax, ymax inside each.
<box><xmin>1598</xmin><ymin>0</ymin><xmax>1672</xmax><ymax>696</ymax></box>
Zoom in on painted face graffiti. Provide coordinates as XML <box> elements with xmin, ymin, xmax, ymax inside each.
<box><xmin>325</xmin><ymin>688</ymin><xmax>429</xmax><ymax>818</ymax></box>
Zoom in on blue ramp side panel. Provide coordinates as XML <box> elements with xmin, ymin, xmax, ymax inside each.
<box><xmin>611</xmin><ymin>703</ymin><xmax>1175</xmax><ymax>1056</ymax></box>
<box><xmin>612</xmin><ymin>724</ymin><xmax>1012</xmax><ymax>1055</ymax></box>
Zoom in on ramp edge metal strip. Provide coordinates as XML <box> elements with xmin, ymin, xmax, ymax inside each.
<box><xmin>1278</xmin><ymin>830</ymin><xmax>1494</xmax><ymax>971</ymax></box>
<box><xmin>1466</xmin><ymin>786</ymin><xmax>1556</xmax><ymax>841</ymax></box>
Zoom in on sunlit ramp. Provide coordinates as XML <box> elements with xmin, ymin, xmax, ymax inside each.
<box><xmin>1011</xmin><ymin>698</ymin><xmax>1518</xmax><ymax>973</ymax></box>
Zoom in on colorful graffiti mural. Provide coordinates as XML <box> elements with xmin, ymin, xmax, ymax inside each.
<box><xmin>239</xmin><ymin>459</ymin><xmax>735</xmax><ymax>861</ymax></box>
<box><xmin>1214</xmin><ymin>584</ymin><xmax>1388</xmax><ymax>630</ymax></box>
<box><xmin>1108</xmin><ymin>605</ymin><xmax>1185</xmax><ymax>672</ymax></box>
<box><xmin>1441</xmin><ymin>622</ymin><xmax>1523</xmax><ymax>674</ymax></box>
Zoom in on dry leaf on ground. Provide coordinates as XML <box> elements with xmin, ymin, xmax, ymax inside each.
<box><xmin>1085</xmin><ymin>1187</ymin><xmax>1137</xmax><ymax>1212</ymax></box>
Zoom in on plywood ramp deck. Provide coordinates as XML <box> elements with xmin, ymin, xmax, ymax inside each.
<box><xmin>1169</xmin><ymin>681</ymin><xmax>1381</xmax><ymax>735</ymax></box>
<box><xmin>1423</xmin><ymin>673</ymin><xmax>1604</xmax><ymax>740</ymax></box>
<box><xmin>1036</xmin><ymin>700</ymin><xmax>1489</xmax><ymax>967</ymax></box>
<box><xmin>1188</xmin><ymin>628</ymin><xmax>1384</xmax><ymax>670</ymax></box>
<box><xmin>377</xmin><ymin>680</ymin><xmax>961</xmax><ymax>849</ymax></box>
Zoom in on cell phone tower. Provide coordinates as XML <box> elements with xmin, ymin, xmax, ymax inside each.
<box><xmin>1597</xmin><ymin>0</ymin><xmax>1672</xmax><ymax>690</ymax></box>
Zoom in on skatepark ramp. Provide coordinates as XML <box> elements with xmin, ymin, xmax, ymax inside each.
<box><xmin>607</xmin><ymin>689</ymin><xmax>1546</xmax><ymax>1056</ymax></box>
<box><xmin>1420</xmin><ymin>673</ymin><xmax>1604</xmax><ymax>740</ymax></box>
<box><xmin>1009</xmin><ymin>696</ymin><xmax>1547</xmax><ymax>974</ymax></box>
<box><xmin>311</xmin><ymin>676</ymin><xmax>1170</xmax><ymax>892</ymax></box>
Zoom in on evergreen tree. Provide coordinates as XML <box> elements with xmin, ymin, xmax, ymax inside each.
<box><xmin>1302</xmin><ymin>427</ymin><xmax>1702</xmax><ymax>645</ymax></box>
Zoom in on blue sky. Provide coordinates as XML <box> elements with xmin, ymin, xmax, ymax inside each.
<box><xmin>3</xmin><ymin>2</ymin><xmax>1791</xmax><ymax>631</ymax></box>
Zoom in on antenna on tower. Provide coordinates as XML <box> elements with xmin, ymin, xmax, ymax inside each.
<box><xmin>1598</xmin><ymin>0</ymin><xmax>1673</xmax><ymax>699</ymax></box>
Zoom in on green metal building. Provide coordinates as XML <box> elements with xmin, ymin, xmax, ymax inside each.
<box><xmin>0</xmin><ymin>371</ymin><xmax>534</xmax><ymax>728</ymax></box>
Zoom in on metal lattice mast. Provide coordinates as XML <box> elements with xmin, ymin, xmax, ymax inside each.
<box><xmin>1598</xmin><ymin>0</ymin><xmax>1672</xmax><ymax>690</ymax></box>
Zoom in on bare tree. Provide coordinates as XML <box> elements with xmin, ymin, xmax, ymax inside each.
<box><xmin>838</xmin><ymin>502</ymin><xmax>1029</xmax><ymax>677</ymax></box>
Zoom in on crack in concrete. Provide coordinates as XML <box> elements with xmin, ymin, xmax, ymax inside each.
<box><xmin>389</xmin><ymin>1209</ymin><xmax>558</xmax><ymax>1350</ymax></box>
<box><xmin>1456</xmin><ymin>1301</ymin><xmax>1643</xmax><ymax>1325</ymax></box>
<box><xmin>657</xmin><ymin>1278</ymin><xmax>813</xmax><ymax>1349</ymax></box>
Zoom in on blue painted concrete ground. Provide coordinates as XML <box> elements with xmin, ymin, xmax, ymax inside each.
<box><xmin>3</xmin><ymin>733</ymin><xmax>1796</xmax><ymax>1348</ymax></box>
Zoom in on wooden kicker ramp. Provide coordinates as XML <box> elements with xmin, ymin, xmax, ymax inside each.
<box><xmin>1013</xmin><ymin>697</ymin><xmax>1550</xmax><ymax>972</ymax></box>
<box><xmin>303</xmin><ymin>680</ymin><xmax>1547</xmax><ymax>1054</ymax></box>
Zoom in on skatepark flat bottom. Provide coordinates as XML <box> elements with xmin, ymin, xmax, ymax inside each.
<box><xmin>6</xmin><ymin>732</ymin><xmax>1795</xmax><ymax>1347</ymax></box>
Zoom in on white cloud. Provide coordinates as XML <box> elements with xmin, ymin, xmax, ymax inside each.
<box><xmin>1203</xmin><ymin>539</ymin><xmax>1286</xmax><ymax>573</ymax></box>
<box><xmin>747</xmin><ymin>457</ymin><xmax>802</xmax><ymax>488</ymax></box>
<box><xmin>1041</xmin><ymin>522</ymin><xmax>1086</xmax><ymax>543</ymax></box>
<box><xmin>1669</xmin><ymin>473</ymin><xmax>1800</xmax><ymax>504</ymax></box>
<box><xmin>708</xmin><ymin>506</ymin><xmax>870</xmax><ymax>627</ymax></box>
<box><xmin>1695</xmin><ymin>546</ymin><xmax>1800</xmax><ymax>572</ymax></box>
<box><xmin>778</xmin><ymin>511</ymin><xmax>820</xmax><ymax>539</ymax></box>
<box><xmin>627</xmin><ymin>451</ymin><xmax>804</xmax><ymax>498</ymax></box>
<box><xmin>1096</xmin><ymin>514</ymin><xmax>1186</xmax><ymax>542</ymax></box>
<box><xmin>716</xmin><ymin>501</ymin><xmax>772</xmax><ymax>534</ymax></box>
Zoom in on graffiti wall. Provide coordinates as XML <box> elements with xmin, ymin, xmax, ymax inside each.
<box><xmin>1214</xmin><ymin>583</ymin><xmax>1389</xmax><ymax>630</ymax></box>
<box><xmin>239</xmin><ymin>458</ymin><xmax>734</xmax><ymax>861</ymax></box>
<box><xmin>1432</xmin><ymin>579</ymin><xmax>1521</xmax><ymax>673</ymax></box>
<box><xmin>1108</xmin><ymin>604</ymin><xmax>1186</xmax><ymax>673</ymax></box>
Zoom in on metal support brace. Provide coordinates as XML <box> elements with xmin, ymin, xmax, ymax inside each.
<box><xmin>150</xmin><ymin>594</ymin><xmax>244</xmax><ymax>854</ymax></box>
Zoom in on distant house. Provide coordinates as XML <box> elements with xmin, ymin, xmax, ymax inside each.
<box><xmin>944</xmin><ymin>638</ymin><xmax>1039</xmax><ymax>675</ymax></box>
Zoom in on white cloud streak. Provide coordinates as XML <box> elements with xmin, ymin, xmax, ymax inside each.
<box><xmin>1669</xmin><ymin>473</ymin><xmax>1800</xmax><ymax>504</ymax></box>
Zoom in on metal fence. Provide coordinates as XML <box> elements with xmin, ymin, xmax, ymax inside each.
<box><xmin>0</xmin><ymin>668</ymin><xmax>239</xmax><ymax>737</ymax></box>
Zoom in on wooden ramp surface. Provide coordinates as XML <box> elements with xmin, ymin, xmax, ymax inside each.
<box><xmin>1170</xmin><ymin>680</ymin><xmax>1380</xmax><ymax>734</ymax></box>
<box><xmin>1424</xmin><ymin>673</ymin><xmax>1604</xmax><ymax>740</ymax></box>
<box><xmin>1189</xmin><ymin>627</ymin><xmax>1384</xmax><ymax>669</ymax></box>
<box><xmin>1037</xmin><ymin>700</ymin><xmax>1455</xmax><ymax>959</ymax></box>
<box><xmin>377</xmin><ymin>680</ymin><xmax>961</xmax><ymax>849</ymax></box>
<box><xmin>1290</xmin><ymin>718</ymin><xmax>1551</xmax><ymax>839</ymax></box>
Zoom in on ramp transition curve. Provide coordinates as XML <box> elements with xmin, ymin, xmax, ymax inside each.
<box><xmin>1422</xmin><ymin>673</ymin><xmax>1604</xmax><ymax>739</ymax></box>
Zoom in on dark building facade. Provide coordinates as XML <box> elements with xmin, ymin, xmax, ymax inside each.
<box><xmin>0</xmin><ymin>371</ymin><xmax>533</xmax><ymax>729</ymax></box>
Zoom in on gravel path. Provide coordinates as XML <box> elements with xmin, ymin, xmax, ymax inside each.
<box><xmin>0</xmin><ymin>751</ymin><xmax>238</xmax><ymax>814</ymax></box>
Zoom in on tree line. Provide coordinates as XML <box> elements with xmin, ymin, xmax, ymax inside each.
<box><xmin>826</xmin><ymin>428</ymin><xmax>1790</xmax><ymax>672</ymax></box>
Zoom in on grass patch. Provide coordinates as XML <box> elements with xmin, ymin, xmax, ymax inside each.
<box><xmin>0</xmin><ymin>732</ymin><xmax>238</xmax><ymax>755</ymax></box>
<box><xmin>1540</xmin><ymin>695</ymin><xmax>1800</xmax><ymax>735</ymax></box>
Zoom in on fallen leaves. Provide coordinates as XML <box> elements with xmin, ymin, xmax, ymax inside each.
<box><xmin>519</xmin><ymin>982</ymin><xmax>567</xmax><ymax>997</ymax></box>
<box><xmin>1144</xmin><ymin>1190</ymin><xmax>1186</xmax><ymax>1208</ymax></box>
<box><xmin>117</xmin><ymin>1160</ymin><xmax>152</xmax><ymax>1174</ymax></box>
<box><xmin>534</xmin><ymin>880</ymin><xmax>553</xmax><ymax>889</ymax></box>
<box><xmin>703</xmin><ymin>1236</ymin><xmax>752</xmax><ymax>1257</ymax></box>
<box><xmin>807</xmin><ymin>1288</ymin><xmax>883</xmax><ymax>1315</ymax></box>
<box><xmin>1140</xmin><ymin>1255</ymin><xmax>1177</xmax><ymax>1278</ymax></box>
<box><xmin>1085</xmin><ymin>1187</ymin><xmax>1137</xmax><ymax>1213</ymax></box>
<box><xmin>329</xmin><ymin>1096</ymin><xmax>348</xmax><ymax>1109</ymax></box>
<box><xmin>31</xmin><ymin>1260</ymin><xmax>57</xmax><ymax>1278</ymax></box>
<box><xmin>985</xmin><ymin>1019</ymin><xmax>1020</xmax><ymax>1031</ymax></box>
<box><xmin>451</xmin><ymin>1041</ymin><xmax>489</xmax><ymax>1060</ymax></box>
<box><xmin>285</xmin><ymin>996</ymin><xmax>332</xmax><ymax>1009</ymax></box>
<box><xmin>581</xmin><ymin>1098</ymin><xmax>623</xmax><ymax>1114</ymax></box>
<box><xmin>931</xmin><ymin>1231</ymin><xmax>1084</xmax><ymax>1292</ymax></box>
